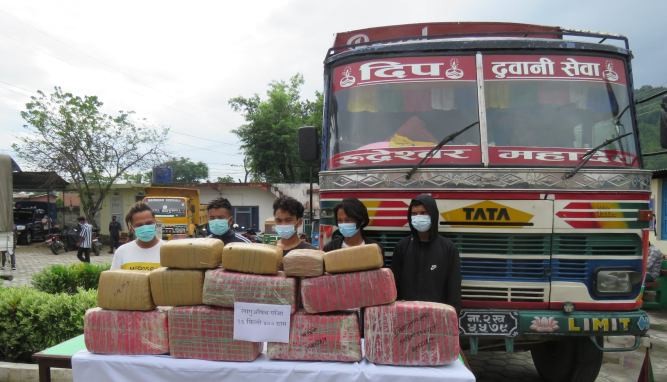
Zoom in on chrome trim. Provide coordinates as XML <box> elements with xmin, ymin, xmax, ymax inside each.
<box><xmin>476</xmin><ymin>52</ymin><xmax>489</xmax><ymax>166</ymax></box>
<box><xmin>319</xmin><ymin>168</ymin><xmax>651</xmax><ymax>191</ymax></box>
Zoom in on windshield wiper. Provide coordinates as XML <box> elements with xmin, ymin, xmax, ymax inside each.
<box><xmin>562</xmin><ymin>131</ymin><xmax>632</xmax><ymax>180</ymax></box>
<box><xmin>405</xmin><ymin>121</ymin><xmax>479</xmax><ymax>180</ymax></box>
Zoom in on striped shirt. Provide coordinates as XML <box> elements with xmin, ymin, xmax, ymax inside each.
<box><xmin>79</xmin><ymin>223</ymin><xmax>92</xmax><ymax>248</ymax></box>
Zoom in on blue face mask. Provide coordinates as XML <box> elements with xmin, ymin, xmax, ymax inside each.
<box><xmin>338</xmin><ymin>223</ymin><xmax>359</xmax><ymax>238</ymax></box>
<box><xmin>209</xmin><ymin>218</ymin><xmax>230</xmax><ymax>236</ymax></box>
<box><xmin>274</xmin><ymin>224</ymin><xmax>296</xmax><ymax>240</ymax></box>
<box><xmin>411</xmin><ymin>215</ymin><xmax>432</xmax><ymax>233</ymax></box>
<box><xmin>134</xmin><ymin>224</ymin><xmax>156</xmax><ymax>242</ymax></box>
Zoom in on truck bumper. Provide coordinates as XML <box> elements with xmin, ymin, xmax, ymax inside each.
<box><xmin>460</xmin><ymin>309</ymin><xmax>650</xmax><ymax>338</ymax></box>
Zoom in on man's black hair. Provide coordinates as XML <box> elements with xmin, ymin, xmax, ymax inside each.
<box><xmin>273</xmin><ymin>196</ymin><xmax>304</xmax><ymax>219</ymax></box>
<box><xmin>333</xmin><ymin>198</ymin><xmax>369</xmax><ymax>229</ymax></box>
<box><xmin>125</xmin><ymin>202</ymin><xmax>154</xmax><ymax>227</ymax></box>
<box><xmin>207</xmin><ymin>197</ymin><xmax>233</xmax><ymax>212</ymax></box>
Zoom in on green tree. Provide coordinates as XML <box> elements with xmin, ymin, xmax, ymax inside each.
<box><xmin>13</xmin><ymin>87</ymin><xmax>168</xmax><ymax>225</ymax></box>
<box><xmin>229</xmin><ymin>74</ymin><xmax>323</xmax><ymax>183</ymax></box>
<box><xmin>216</xmin><ymin>175</ymin><xmax>236</xmax><ymax>183</ymax></box>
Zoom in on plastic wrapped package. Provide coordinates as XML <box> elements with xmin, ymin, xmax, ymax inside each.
<box><xmin>84</xmin><ymin>307</ymin><xmax>169</xmax><ymax>355</ymax></box>
<box><xmin>364</xmin><ymin>301</ymin><xmax>460</xmax><ymax>366</ymax></box>
<box><xmin>267</xmin><ymin>311</ymin><xmax>361</xmax><ymax>362</ymax></box>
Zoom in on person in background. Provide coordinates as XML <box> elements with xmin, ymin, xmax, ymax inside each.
<box><xmin>323</xmin><ymin>198</ymin><xmax>384</xmax><ymax>256</ymax></box>
<box><xmin>273</xmin><ymin>196</ymin><xmax>315</xmax><ymax>255</ymax></box>
<box><xmin>108</xmin><ymin>215</ymin><xmax>122</xmax><ymax>254</ymax></box>
<box><xmin>206</xmin><ymin>197</ymin><xmax>250</xmax><ymax>244</ymax></box>
<box><xmin>76</xmin><ymin>216</ymin><xmax>92</xmax><ymax>263</ymax></box>
<box><xmin>390</xmin><ymin>194</ymin><xmax>461</xmax><ymax>313</ymax></box>
<box><xmin>110</xmin><ymin>202</ymin><xmax>163</xmax><ymax>270</ymax></box>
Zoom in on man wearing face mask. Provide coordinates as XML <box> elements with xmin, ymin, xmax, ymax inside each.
<box><xmin>206</xmin><ymin>197</ymin><xmax>251</xmax><ymax>244</ymax></box>
<box><xmin>273</xmin><ymin>196</ymin><xmax>315</xmax><ymax>255</ymax></box>
<box><xmin>390</xmin><ymin>194</ymin><xmax>461</xmax><ymax>313</ymax></box>
<box><xmin>323</xmin><ymin>198</ymin><xmax>384</xmax><ymax>256</ymax></box>
<box><xmin>110</xmin><ymin>202</ymin><xmax>164</xmax><ymax>271</ymax></box>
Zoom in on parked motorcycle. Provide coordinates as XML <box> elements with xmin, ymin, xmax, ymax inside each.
<box><xmin>46</xmin><ymin>232</ymin><xmax>65</xmax><ymax>255</ymax></box>
<box><xmin>62</xmin><ymin>225</ymin><xmax>103</xmax><ymax>255</ymax></box>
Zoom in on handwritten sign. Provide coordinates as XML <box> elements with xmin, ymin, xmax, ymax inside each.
<box><xmin>233</xmin><ymin>302</ymin><xmax>291</xmax><ymax>343</ymax></box>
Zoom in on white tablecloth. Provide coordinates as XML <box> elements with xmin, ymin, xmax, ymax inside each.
<box><xmin>72</xmin><ymin>351</ymin><xmax>475</xmax><ymax>382</ymax></box>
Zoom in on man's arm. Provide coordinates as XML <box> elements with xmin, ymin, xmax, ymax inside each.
<box><xmin>390</xmin><ymin>239</ymin><xmax>406</xmax><ymax>298</ymax></box>
<box><xmin>445</xmin><ymin>242</ymin><xmax>462</xmax><ymax>314</ymax></box>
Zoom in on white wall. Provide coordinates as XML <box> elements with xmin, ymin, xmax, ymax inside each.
<box><xmin>200</xmin><ymin>186</ymin><xmax>275</xmax><ymax>232</ymax></box>
<box><xmin>272</xmin><ymin>183</ymin><xmax>320</xmax><ymax>219</ymax></box>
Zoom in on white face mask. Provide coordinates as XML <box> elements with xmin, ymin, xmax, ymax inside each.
<box><xmin>411</xmin><ymin>215</ymin><xmax>432</xmax><ymax>232</ymax></box>
<box><xmin>274</xmin><ymin>224</ymin><xmax>296</xmax><ymax>240</ymax></box>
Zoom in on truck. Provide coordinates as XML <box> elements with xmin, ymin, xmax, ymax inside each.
<box><xmin>300</xmin><ymin>22</ymin><xmax>662</xmax><ymax>382</ymax></box>
<box><xmin>0</xmin><ymin>155</ymin><xmax>15</xmax><ymax>272</ymax></box>
<box><xmin>143</xmin><ymin>187</ymin><xmax>207</xmax><ymax>240</ymax></box>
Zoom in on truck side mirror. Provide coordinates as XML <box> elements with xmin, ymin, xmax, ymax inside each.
<box><xmin>661</xmin><ymin>96</ymin><xmax>667</xmax><ymax>149</ymax></box>
<box><xmin>298</xmin><ymin>126</ymin><xmax>319</xmax><ymax>162</ymax></box>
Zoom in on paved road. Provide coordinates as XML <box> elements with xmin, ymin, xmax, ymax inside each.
<box><xmin>2</xmin><ymin>244</ymin><xmax>666</xmax><ymax>381</ymax></box>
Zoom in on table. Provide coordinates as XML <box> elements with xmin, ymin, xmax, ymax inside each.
<box><xmin>33</xmin><ymin>335</ymin><xmax>86</xmax><ymax>382</ymax></box>
<box><xmin>72</xmin><ymin>351</ymin><xmax>475</xmax><ymax>382</ymax></box>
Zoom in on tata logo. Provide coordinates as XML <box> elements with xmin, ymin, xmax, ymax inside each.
<box><xmin>441</xmin><ymin>201</ymin><xmax>534</xmax><ymax>227</ymax></box>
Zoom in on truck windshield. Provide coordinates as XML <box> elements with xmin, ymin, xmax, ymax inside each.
<box><xmin>484</xmin><ymin>54</ymin><xmax>637</xmax><ymax>167</ymax></box>
<box><xmin>325</xmin><ymin>53</ymin><xmax>638</xmax><ymax>170</ymax></box>
<box><xmin>328</xmin><ymin>56</ymin><xmax>481</xmax><ymax>169</ymax></box>
<box><xmin>145</xmin><ymin>198</ymin><xmax>186</xmax><ymax>217</ymax></box>
<box><xmin>13</xmin><ymin>211</ymin><xmax>33</xmax><ymax>222</ymax></box>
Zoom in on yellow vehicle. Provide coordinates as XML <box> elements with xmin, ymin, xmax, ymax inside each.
<box><xmin>143</xmin><ymin>187</ymin><xmax>207</xmax><ymax>240</ymax></box>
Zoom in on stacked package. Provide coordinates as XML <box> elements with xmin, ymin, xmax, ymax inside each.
<box><xmin>197</xmin><ymin>242</ymin><xmax>291</xmax><ymax>360</ymax></box>
<box><xmin>203</xmin><ymin>269</ymin><xmax>297</xmax><ymax>312</ymax></box>
<box><xmin>267</xmin><ymin>311</ymin><xmax>361</xmax><ymax>362</ymax></box>
<box><xmin>86</xmin><ymin>270</ymin><xmax>168</xmax><ymax>354</ymax></box>
<box><xmin>151</xmin><ymin>238</ymin><xmax>223</xmax><ymax>306</ymax></box>
<box><xmin>283</xmin><ymin>249</ymin><xmax>325</xmax><ymax>277</ymax></box>
<box><xmin>365</xmin><ymin>301</ymin><xmax>460</xmax><ymax>366</ymax></box>
<box><xmin>84</xmin><ymin>307</ymin><xmax>169</xmax><ymax>355</ymax></box>
<box><xmin>169</xmin><ymin>305</ymin><xmax>262</xmax><ymax>361</ymax></box>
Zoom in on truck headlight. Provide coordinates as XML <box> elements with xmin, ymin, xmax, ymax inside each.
<box><xmin>596</xmin><ymin>270</ymin><xmax>641</xmax><ymax>294</ymax></box>
<box><xmin>16</xmin><ymin>225</ymin><xmax>26</xmax><ymax>231</ymax></box>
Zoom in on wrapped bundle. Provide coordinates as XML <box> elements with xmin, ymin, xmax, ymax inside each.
<box><xmin>283</xmin><ymin>249</ymin><xmax>324</xmax><ymax>277</ymax></box>
<box><xmin>203</xmin><ymin>269</ymin><xmax>297</xmax><ymax>313</ymax></box>
<box><xmin>168</xmin><ymin>305</ymin><xmax>261</xmax><ymax>361</ymax></box>
<box><xmin>160</xmin><ymin>238</ymin><xmax>223</xmax><ymax>269</ymax></box>
<box><xmin>267</xmin><ymin>311</ymin><xmax>361</xmax><ymax>362</ymax></box>
<box><xmin>221</xmin><ymin>243</ymin><xmax>282</xmax><ymax>275</ymax></box>
<box><xmin>84</xmin><ymin>308</ymin><xmax>169</xmax><ymax>355</ymax></box>
<box><xmin>323</xmin><ymin>243</ymin><xmax>383</xmax><ymax>273</ymax></box>
<box><xmin>364</xmin><ymin>301</ymin><xmax>460</xmax><ymax>366</ymax></box>
<box><xmin>300</xmin><ymin>268</ymin><xmax>396</xmax><ymax>314</ymax></box>
<box><xmin>97</xmin><ymin>270</ymin><xmax>154</xmax><ymax>311</ymax></box>
<box><xmin>149</xmin><ymin>267</ymin><xmax>204</xmax><ymax>306</ymax></box>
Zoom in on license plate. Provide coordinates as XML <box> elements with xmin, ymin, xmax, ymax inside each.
<box><xmin>459</xmin><ymin>310</ymin><xmax>519</xmax><ymax>337</ymax></box>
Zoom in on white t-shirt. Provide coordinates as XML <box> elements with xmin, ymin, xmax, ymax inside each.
<box><xmin>110</xmin><ymin>240</ymin><xmax>164</xmax><ymax>271</ymax></box>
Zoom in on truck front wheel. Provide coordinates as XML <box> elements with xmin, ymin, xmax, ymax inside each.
<box><xmin>530</xmin><ymin>337</ymin><xmax>602</xmax><ymax>382</ymax></box>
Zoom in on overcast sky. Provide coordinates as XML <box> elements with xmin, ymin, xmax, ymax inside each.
<box><xmin>1</xmin><ymin>0</ymin><xmax>665</xmax><ymax>180</ymax></box>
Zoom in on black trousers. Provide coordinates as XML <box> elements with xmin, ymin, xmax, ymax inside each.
<box><xmin>77</xmin><ymin>247</ymin><xmax>91</xmax><ymax>263</ymax></box>
<box><xmin>111</xmin><ymin>235</ymin><xmax>120</xmax><ymax>249</ymax></box>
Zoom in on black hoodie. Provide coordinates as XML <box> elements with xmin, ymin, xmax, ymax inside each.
<box><xmin>390</xmin><ymin>194</ymin><xmax>461</xmax><ymax>313</ymax></box>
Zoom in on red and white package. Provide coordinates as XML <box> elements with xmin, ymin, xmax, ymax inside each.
<box><xmin>84</xmin><ymin>307</ymin><xmax>169</xmax><ymax>355</ymax></box>
<box><xmin>267</xmin><ymin>311</ymin><xmax>361</xmax><ymax>362</ymax></box>
<box><xmin>364</xmin><ymin>301</ymin><xmax>460</xmax><ymax>366</ymax></box>
<box><xmin>168</xmin><ymin>305</ymin><xmax>261</xmax><ymax>361</ymax></box>
<box><xmin>300</xmin><ymin>268</ymin><xmax>396</xmax><ymax>313</ymax></box>
<box><xmin>202</xmin><ymin>269</ymin><xmax>297</xmax><ymax>313</ymax></box>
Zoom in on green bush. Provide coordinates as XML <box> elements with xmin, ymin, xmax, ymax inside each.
<box><xmin>31</xmin><ymin>263</ymin><xmax>110</xmax><ymax>294</ymax></box>
<box><xmin>0</xmin><ymin>287</ymin><xmax>97</xmax><ymax>362</ymax></box>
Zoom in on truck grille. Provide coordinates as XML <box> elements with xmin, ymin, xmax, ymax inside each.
<box><xmin>462</xmin><ymin>284</ymin><xmax>546</xmax><ymax>302</ymax></box>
